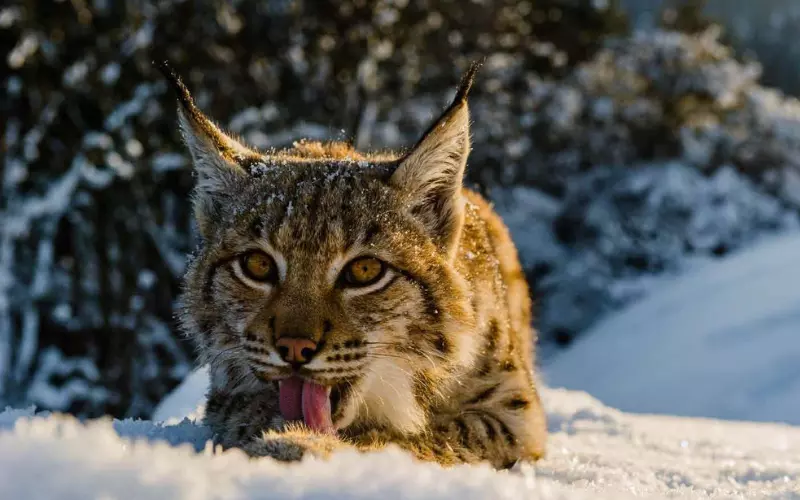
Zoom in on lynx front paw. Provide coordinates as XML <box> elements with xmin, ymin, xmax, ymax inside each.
<box><xmin>242</xmin><ymin>435</ymin><xmax>307</xmax><ymax>461</ymax></box>
<box><xmin>242</xmin><ymin>427</ymin><xmax>349</xmax><ymax>462</ymax></box>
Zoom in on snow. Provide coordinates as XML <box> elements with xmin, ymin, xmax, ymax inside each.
<box><xmin>546</xmin><ymin>231</ymin><xmax>800</xmax><ymax>426</ymax></box>
<box><xmin>104</xmin><ymin>83</ymin><xmax>155</xmax><ymax>131</ymax></box>
<box><xmin>27</xmin><ymin>347</ymin><xmax>109</xmax><ymax>410</ymax></box>
<box><xmin>4</xmin><ymin>381</ymin><xmax>800</xmax><ymax>499</ymax></box>
<box><xmin>0</xmin><ymin>156</ymin><xmax>82</xmax><ymax>395</ymax></box>
<box><xmin>0</xmin><ymin>7</ymin><xmax>22</xmax><ymax>29</ymax></box>
<box><xmin>492</xmin><ymin>186</ymin><xmax>563</xmax><ymax>270</ymax></box>
<box><xmin>100</xmin><ymin>62</ymin><xmax>121</xmax><ymax>86</ymax></box>
<box><xmin>152</xmin><ymin>152</ymin><xmax>189</xmax><ymax>172</ymax></box>
<box><xmin>152</xmin><ymin>365</ymin><xmax>208</xmax><ymax>425</ymax></box>
<box><xmin>62</xmin><ymin>59</ymin><xmax>90</xmax><ymax>88</ymax></box>
<box><xmin>511</xmin><ymin>162</ymin><xmax>799</xmax><ymax>352</ymax></box>
<box><xmin>7</xmin><ymin>32</ymin><xmax>39</xmax><ymax>69</ymax></box>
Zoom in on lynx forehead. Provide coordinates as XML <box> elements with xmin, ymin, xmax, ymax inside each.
<box><xmin>162</xmin><ymin>60</ymin><xmax>546</xmax><ymax>467</ymax></box>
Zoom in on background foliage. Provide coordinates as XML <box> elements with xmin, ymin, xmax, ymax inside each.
<box><xmin>2</xmin><ymin>0</ymin><xmax>799</xmax><ymax>418</ymax></box>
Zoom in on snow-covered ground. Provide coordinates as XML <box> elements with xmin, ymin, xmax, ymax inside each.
<box><xmin>546</xmin><ymin>232</ymin><xmax>800</xmax><ymax>426</ymax></box>
<box><xmin>3</xmin><ymin>230</ymin><xmax>800</xmax><ymax>499</ymax></box>
<box><xmin>2</xmin><ymin>384</ymin><xmax>799</xmax><ymax>499</ymax></box>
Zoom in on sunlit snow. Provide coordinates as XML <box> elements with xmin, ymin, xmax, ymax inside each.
<box><xmin>3</xmin><ymin>382</ymin><xmax>800</xmax><ymax>499</ymax></box>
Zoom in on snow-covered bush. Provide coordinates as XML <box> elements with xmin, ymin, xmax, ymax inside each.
<box><xmin>521</xmin><ymin>163</ymin><xmax>798</xmax><ymax>349</ymax></box>
<box><xmin>470</xmin><ymin>27</ymin><xmax>800</xmax><ymax>204</ymax></box>
<box><xmin>487</xmin><ymin>27</ymin><xmax>800</xmax><ymax>350</ymax></box>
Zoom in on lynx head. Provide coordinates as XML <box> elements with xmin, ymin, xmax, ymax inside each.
<box><xmin>164</xmin><ymin>61</ymin><xmax>480</xmax><ymax>435</ymax></box>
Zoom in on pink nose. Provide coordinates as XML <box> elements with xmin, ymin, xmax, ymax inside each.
<box><xmin>275</xmin><ymin>337</ymin><xmax>318</xmax><ymax>365</ymax></box>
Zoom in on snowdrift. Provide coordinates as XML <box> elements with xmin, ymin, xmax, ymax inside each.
<box><xmin>2</xmin><ymin>385</ymin><xmax>799</xmax><ymax>499</ymax></box>
<box><xmin>546</xmin><ymin>232</ymin><xmax>800</xmax><ymax>425</ymax></box>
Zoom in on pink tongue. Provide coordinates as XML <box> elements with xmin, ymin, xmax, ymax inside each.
<box><xmin>302</xmin><ymin>380</ymin><xmax>334</xmax><ymax>434</ymax></box>
<box><xmin>278</xmin><ymin>376</ymin><xmax>334</xmax><ymax>434</ymax></box>
<box><xmin>278</xmin><ymin>376</ymin><xmax>304</xmax><ymax>421</ymax></box>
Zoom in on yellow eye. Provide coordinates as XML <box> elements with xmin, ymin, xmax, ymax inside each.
<box><xmin>343</xmin><ymin>257</ymin><xmax>386</xmax><ymax>287</ymax></box>
<box><xmin>239</xmin><ymin>251</ymin><xmax>277</xmax><ymax>282</ymax></box>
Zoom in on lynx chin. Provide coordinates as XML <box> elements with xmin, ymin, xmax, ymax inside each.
<box><xmin>160</xmin><ymin>60</ymin><xmax>546</xmax><ymax>468</ymax></box>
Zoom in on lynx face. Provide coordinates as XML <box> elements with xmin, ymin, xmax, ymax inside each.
<box><xmin>171</xmin><ymin>64</ymin><xmax>480</xmax><ymax>434</ymax></box>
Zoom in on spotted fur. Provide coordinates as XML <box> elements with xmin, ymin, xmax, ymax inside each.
<box><xmin>162</xmin><ymin>60</ymin><xmax>546</xmax><ymax>468</ymax></box>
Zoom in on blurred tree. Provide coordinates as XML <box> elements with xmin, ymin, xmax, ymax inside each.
<box><xmin>0</xmin><ymin>0</ymin><xmax>630</xmax><ymax>418</ymax></box>
<box><xmin>3</xmin><ymin>0</ymin><xmax>799</xmax><ymax>416</ymax></box>
<box><xmin>659</xmin><ymin>0</ymin><xmax>716</xmax><ymax>34</ymax></box>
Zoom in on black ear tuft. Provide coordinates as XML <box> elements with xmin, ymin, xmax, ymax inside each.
<box><xmin>155</xmin><ymin>60</ymin><xmax>259</xmax><ymax>238</ymax></box>
<box><xmin>452</xmin><ymin>59</ymin><xmax>484</xmax><ymax>105</ymax></box>
<box><xmin>154</xmin><ymin>60</ymin><xmax>197</xmax><ymax>116</ymax></box>
<box><xmin>155</xmin><ymin>58</ymin><xmax>258</xmax><ymax>172</ymax></box>
<box><xmin>406</xmin><ymin>60</ymin><xmax>482</xmax><ymax>155</ymax></box>
<box><xmin>389</xmin><ymin>61</ymin><xmax>481</xmax><ymax>257</ymax></box>
<box><xmin>154</xmin><ymin>59</ymin><xmax>231</xmax><ymax>153</ymax></box>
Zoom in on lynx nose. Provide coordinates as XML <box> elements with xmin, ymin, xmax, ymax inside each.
<box><xmin>275</xmin><ymin>337</ymin><xmax>319</xmax><ymax>366</ymax></box>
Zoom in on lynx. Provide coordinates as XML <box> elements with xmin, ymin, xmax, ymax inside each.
<box><xmin>161</xmin><ymin>60</ymin><xmax>546</xmax><ymax>468</ymax></box>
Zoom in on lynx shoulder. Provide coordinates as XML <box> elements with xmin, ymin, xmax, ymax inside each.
<box><xmin>160</xmin><ymin>60</ymin><xmax>546</xmax><ymax>468</ymax></box>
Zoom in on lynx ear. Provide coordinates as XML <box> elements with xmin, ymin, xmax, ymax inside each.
<box><xmin>157</xmin><ymin>61</ymin><xmax>260</xmax><ymax>237</ymax></box>
<box><xmin>390</xmin><ymin>62</ymin><xmax>480</xmax><ymax>256</ymax></box>
<box><xmin>156</xmin><ymin>61</ymin><xmax>258</xmax><ymax>194</ymax></box>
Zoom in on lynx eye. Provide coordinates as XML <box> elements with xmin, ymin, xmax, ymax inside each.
<box><xmin>342</xmin><ymin>257</ymin><xmax>386</xmax><ymax>287</ymax></box>
<box><xmin>239</xmin><ymin>251</ymin><xmax>277</xmax><ymax>283</ymax></box>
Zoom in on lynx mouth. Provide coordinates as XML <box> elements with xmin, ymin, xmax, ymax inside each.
<box><xmin>330</xmin><ymin>384</ymin><xmax>343</xmax><ymax>416</ymax></box>
<box><xmin>275</xmin><ymin>376</ymin><xmax>344</xmax><ymax>433</ymax></box>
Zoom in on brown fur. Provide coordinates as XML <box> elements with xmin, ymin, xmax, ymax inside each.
<box><xmin>161</xmin><ymin>60</ymin><xmax>546</xmax><ymax>468</ymax></box>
